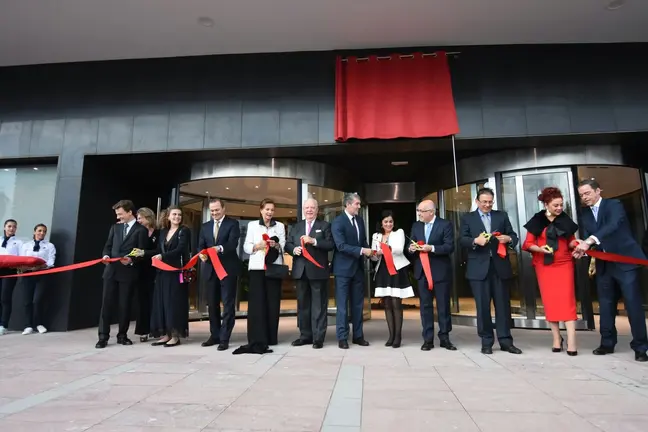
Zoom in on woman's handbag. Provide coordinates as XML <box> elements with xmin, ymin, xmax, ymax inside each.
<box><xmin>264</xmin><ymin>237</ymin><xmax>289</xmax><ymax>279</ymax></box>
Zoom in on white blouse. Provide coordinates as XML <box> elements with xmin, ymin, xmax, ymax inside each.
<box><xmin>371</xmin><ymin>229</ymin><xmax>410</xmax><ymax>271</ymax></box>
<box><xmin>20</xmin><ymin>240</ymin><xmax>57</xmax><ymax>268</ymax></box>
<box><xmin>0</xmin><ymin>236</ymin><xmax>23</xmax><ymax>256</ymax></box>
<box><xmin>243</xmin><ymin>220</ymin><xmax>286</xmax><ymax>270</ymax></box>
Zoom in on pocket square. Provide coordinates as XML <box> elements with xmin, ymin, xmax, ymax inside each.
<box><xmin>315</xmin><ymin>229</ymin><xmax>322</xmax><ymax>233</ymax></box>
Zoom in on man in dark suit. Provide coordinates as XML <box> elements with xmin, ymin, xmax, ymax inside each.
<box><xmin>331</xmin><ymin>193</ymin><xmax>372</xmax><ymax>349</ymax></box>
<box><xmin>573</xmin><ymin>179</ymin><xmax>648</xmax><ymax>362</ymax></box>
<box><xmin>459</xmin><ymin>188</ymin><xmax>522</xmax><ymax>355</ymax></box>
<box><xmin>285</xmin><ymin>198</ymin><xmax>334</xmax><ymax>349</ymax></box>
<box><xmin>198</xmin><ymin>198</ymin><xmax>241</xmax><ymax>351</ymax></box>
<box><xmin>97</xmin><ymin>199</ymin><xmax>148</xmax><ymax>349</ymax></box>
<box><xmin>408</xmin><ymin>199</ymin><xmax>456</xmax><ymax>351</ymax></box>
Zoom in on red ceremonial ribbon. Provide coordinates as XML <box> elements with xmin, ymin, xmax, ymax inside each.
<box><xmin>300</xmin><ymin>237</ymin><xmax>324</xmax><ymax>269</ymax></box>
<box><xmin>379</xmin><ymin>242</ymin><xmax>397</xmax><ymax>276</ymax></box>
<box><xmin>491</xmin><ymin>231</ymin><xmax>507</xmax><ymax>258</ymax></box>
<box><xmin>586</xmin><ymin>250</ymin><xmax>648</xmax><ymax>266</ymax></box>
<box><xmin>262</xmin><ymin>233</ymin><xmax>271</xmax><ymax>270</ymax></box>
<box><xmin>417</xmin><ymin>240</ymin><xmax>433</xmax><ymax>291</ymax></box>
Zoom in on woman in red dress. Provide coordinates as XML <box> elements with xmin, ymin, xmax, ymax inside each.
<box><xmin>522</xmin><ymin>187</ymin><xmax>580</xmax><ymax>355</ymax></box>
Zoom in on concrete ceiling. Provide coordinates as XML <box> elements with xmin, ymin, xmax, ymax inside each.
<box><xmin>1</xmin><ymin>0</ymin><xmax>647</xmax><ymax>67</ymax></box>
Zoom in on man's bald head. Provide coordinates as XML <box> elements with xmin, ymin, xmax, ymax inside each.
<box><xmin>417</xmin><ymin>200</ymin><xmax>436</xmax><ymax>223</ymax></box>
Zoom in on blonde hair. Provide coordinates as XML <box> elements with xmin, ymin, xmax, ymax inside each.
<box><xmin>136</xmin><ymin>207</ymin><xmax>156</xmax><ymax>229</ymax></box>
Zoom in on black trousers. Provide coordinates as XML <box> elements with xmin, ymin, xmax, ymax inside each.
<box><xmin>135</xmin><ymin>276</ymin><xmax>155</xmax><ymax>336</ymax></box>
<box><xmin>207</xmin><ymin>274</ymin><xmax>238</xmax><ymax>343</ymax></box>
<box><xmin>418</xmin><ymin>278</ymin><xmax>452</xmax><ymax>343</ymax></box>
<box><xmin>469</xmin><ymin>265</ymin><xmax>514</xmax><ymax>348</ymax></box>
<box><xmin>1</xmin><ymin>275</ymin><xmax>18</xmax><ymax>328</ymax></box>
<box><xmin>22</xmin><ymin>275</ymin><xmax>47</xmax><ymax>328</ymax></box>
<box><xmin>296</xmin><ymin>276</ymin><xmax>328</xmax><ymax>343</ymax></box>
<box><xmin>247</xmin><ymin>270</ymin><xmax>282</xmax><ymax>347</ymax></box>
<box><xmin>98</xmin><ymin>278</ymin><xmax>135</xmax><ymax>341</ymax></box>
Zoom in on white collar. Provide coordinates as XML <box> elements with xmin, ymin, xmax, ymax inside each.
<box><xmin>215</xmin><ymin>216</ymin><xmax>225</xmax><ymax>224</ymax></box>
<box><xmin>125</xmin><ymin>219</ymin><xmax>136</xmax><ymax>228</ymax></box>
<box><xmin>592</xmin><ymin>198</ymin><xmax>602</xmax><ymax>208</ymax></box>
<box><xmin>344</xmin><ymin>210</ymin><xmax>356</xmax><ymax>220</ymax></box>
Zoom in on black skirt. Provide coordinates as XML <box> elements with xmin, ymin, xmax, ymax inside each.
<box><xmin>150</xmin><ymin>271</ymin><xmax>189</xmax><ymax>338</ymax></box>
<box><xmin>374</xmin><ymin>263</ymin><xmax>414</xmax><ymax>299</ymax></box>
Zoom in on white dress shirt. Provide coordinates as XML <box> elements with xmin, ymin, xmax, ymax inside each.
<box><xmin>213</xmin><ymin>216</ymin><xmax>225</xmax><ymax>252</ymax></box>
<box><xmin>124</xmin><ymin>218</ymin><xmax>136</xmax><ymax>235</ymax></box>
<box><xmin>0</xmin><ymin>236</ymin><xmax>23</xmax><ymax>256</ymax></box>
<box><xmin>588</xmin><ymin>197</ymin><xmax>603</xmax><ymax>245</ymax></box>
<box><xmin>371</xmin><ymin>229</ymin><xmax>410</xmax><ymax>272</ymax></box>
<box><xmin>243</xmin><ymin>220</ymin><xmax>286</xmax><ymax>270</ymax></box>
<box><xmin>20</xmin><ymin>240</ymin><xmax>56</xmax><ymax>268</ymax></box>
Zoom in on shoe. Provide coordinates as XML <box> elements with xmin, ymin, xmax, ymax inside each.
<box><xmin>593</xmin><ymin>346</ymin><xmax>614</xmax><ymax>355</ymax></box>
<box><xmin>352</xmin><ymin>338</ymin><xmax>370</xmax><ymax>346</ymax></box>
<box><xmin>635</xmin><ymin>351</ymin><xmax>648</xmax><ymax>362</ymax></box>
<box><xmin>22</xmin><ymin>327</ymin><xmax>34</xmax><ymax>335</ymax></box>
<box><xmin>117</xmin><ymin>337</ymin><xmax>133</xmax><ymax>346</ymax></box>
<box><xmin>36</xmin><ymin>325</ymin><xmax>48</xmax><ymax>334</ymax></box>
<box><xmin>217</xmin><ymin>342</ymin><xmax>229</xmax><ymax>351</ymax></box>
<box><xmin>201</xmin><ymin>337</ymin><xmax>219</xmax><ymax>347</ymax></box>
<box><xmin>552</xmin><ymin>336</ymin><xmax>564</xmax><ymax>353</ymax></box>
<box><xmin>151</xmin><ymin>339</ymin><xmax>169</xmax><ymax>346</ymax></box>
<box><xmin>567</xmin><ymin>350</ymin><xmax>578</xmax><ymax>357</ymax></box>
<box><xmin>164</xmin><ymin>339</ymin><xmax>181</xmax><ymax>348</ymax></box>
<box><xmin>0</xmin><ymin>326</ymin><xmax>7</xmax><ymax>335</ymax></box>
<box><xmin>421</xmin><ymin>341</ymin><xmax>434</xmax><ymax>351</ymax></box>
<box><xmin>385</xmin><ymin>339</ymin><xmax>394</xmax><ymax>347</ymax></box>
<box><xmin>501</xmin><ymin>345</ymin><xmax>522</xmax><ymax>354</ymax></box>
<box><xmin>291</xmin><ymin>338</ymin><xmax>312</xmax><ymax>347</ymax></box>
<box><xmin>95</xmin><ymin>340</ymin><xmax>108</xmax><ymax>349</ymax></box>
<box><xmin>139</xmin><ymin>335</ymin><xmax>148</xmax><ymax>343</ymax></box>
<box><xmin>481</xmin><ymin>347</ymin><xmax>493</xmax><ymax>354</ymax></box>
<box><xmin>338</xmin><ymin>340</ymin><xmax>349</xmax><ymax>349</ymax></box>
<box><xmin>440</xmin><ymin>340</ymin><xmax>457</xmax><ymax>351</ymax></box>
<box><xmin>392</xmin><ymin>338</ymin><xmax>401</xmax><ymax>348</ymax></box>
<box><xmin>313</xmin><ymin>341</ymin><xmax>323</xmax><ymax>349</ymax></box>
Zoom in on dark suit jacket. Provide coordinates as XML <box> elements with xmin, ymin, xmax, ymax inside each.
<box><xmin>331</xmin><ymin>213</ymin><xmax>369</xmax><ymax>278</ymax></box>
<box><xmin>459</xmin><ymin>210</ymin><xmax>519</xmax><ymax>280</ymax></box>
<box><xmin>409</xmin><ymin>218</ymin><xmax>454</xmax><ymax>283</ymax></box>
<box><xmin>154</xmin><ymin>226</ymin><xmax>191</xmax><ymax>270</ymax></box>
<box><xmin>102</xmin><ymin>221</ymin><xmax>148</xmax><ymax>282</ymax></box>
<box><xmin>285</xmin><ymin>219</ymin><xmax>334</xmax><ymax>280</ymax></box>
<box><xmin>198</xmin><ymin>216</ymin><xmax>241</xmax><ymax>280</ymax></box>
<box><xmin>580</xmin><ymin>198</ymin><xmax>645</xmax><ymax>273</ymax></box>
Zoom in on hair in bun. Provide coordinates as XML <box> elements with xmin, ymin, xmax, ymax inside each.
<box><xmin>538</xmin><ymin>187</ymin><xmax>563</xmax><ymax>204</ymax></box>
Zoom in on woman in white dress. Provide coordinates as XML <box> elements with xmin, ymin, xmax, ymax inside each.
<box><xmin>371</xmin><ymin>210</ymin><xmax>414</xmax><ymax>348</ymax></box>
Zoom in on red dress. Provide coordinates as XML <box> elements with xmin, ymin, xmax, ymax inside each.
<box><xmin>522</xmin><ymin>229</ymin><xmax>577</xmax><ymax>322</ymax></box>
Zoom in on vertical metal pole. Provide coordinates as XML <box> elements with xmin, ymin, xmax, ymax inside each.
<box><xmin>452</xmin><ymin>135</ymin><xmax>459</xmax><ymax>192</ymax></box>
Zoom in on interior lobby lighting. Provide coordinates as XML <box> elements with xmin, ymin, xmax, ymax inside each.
<box><xmin>33</xmin><ymin>167</ymin><xmax>39</xmax><ymax>170</ymax></box>
<box><xmin>391</xmin><ymin>161</ymin><xmax>409</xmax><ymax>166</ymax></box>
<box><xmin>225</xmin><ymin>187</ymin><xmax>230</xmax><ymax>190</ymax></box>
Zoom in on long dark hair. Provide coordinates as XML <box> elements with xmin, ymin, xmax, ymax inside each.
<box><xmin>3</xmin><ymin>219</ymin><xmax>17</xmax><ymax>237</ymax></box>
<box><xmin>376</xmin><ymin>210</ymin><xmax>397</xmax><ymax>234</ymax></box>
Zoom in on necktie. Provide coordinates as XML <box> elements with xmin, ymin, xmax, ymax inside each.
<box><xmin>592</xmin><ymin>206</ymin><xmax>598</xmax><ymax>221</ymax></box>
<box><xmin>1</xmin><ymin>236</ymin><xmax>9</xmax><ymax>249</ymax></box>
<box><xmin>424</xmin><ymin>223</ymin><xmax>431</xmax><ymax>242</ymax></box>
<box><xmin>213</xmin><ymin>220</ymin><xmax>220</xmax><ymax>242</ymax></box>
<box><xmin>123</xmin><ymin>224</ymin><xmax>128</xmax><ymax>239</ymax></box>
<box><xmin>352</xmin><ymin>216</ymin><xmax>359</xmax><ymax>240</ymax></box>
<box><xmin>33</xmin><ymin>240</ymin><xmax>41</xmax><ymax>252</ymax></box>
<box><xmin>306</xmin><ymin>220</ymin><xmax>312</xmax><ymax>236</ymax></box>
<box><xmin>482</xmin><ymin>213</ymin><xmax>491</xmax><ymax>233</ymax></box>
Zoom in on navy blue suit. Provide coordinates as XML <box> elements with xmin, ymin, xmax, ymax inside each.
<box><xmin>409</xmin><ymin>218</ymin><xmax>454</xmax><ymax>343</ymax></box>
<box><xmin>331</xmin><ymin>212</ymin><xmax>369</xmax><ymax>341</ymax></box>
<box><xmin>580</xmin><ymin>199</ymin><xmax>648</xmax><ymax>353</ymax></box>
<box><xmin>198</xmin><ymin>216</ymin><xmax>241</xmax><ymax>343</ymax></box>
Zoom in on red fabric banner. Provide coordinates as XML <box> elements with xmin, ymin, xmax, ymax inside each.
<box><xmin>491</xmin><ymin>232</ymin><xmax>507</xmax><ymax>258</ymax></box>
<box><xmin>417</xmin><ymin>241</ymin><xmax>434</xmax><ymax>291</ymax></box>
<box><xmin>587</xmin><ymin>250</ymin><xmax>648</xmax><ymax>266</ymax></box>
<box><xmin>0</xmin><ymin>256</ymin><xmax>47</xmax><ymax>269</ymax></box>
<box><xmin>300</xmin><ymin>237</ymin><xmax>324</xmax><ymax>269</ymax></box>
<box><xmin>378</xmin><ymin>242</ymin><xmax>397</xmax><ymax>276</ymax></box>
<box><xmin>335</xmin><ymin>51</ymin><xmax>459</xmax><ymax>141</ymax></box>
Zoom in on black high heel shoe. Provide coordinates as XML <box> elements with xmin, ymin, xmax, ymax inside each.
<box><xmin>552</xmin><ymin>336</ymin><xmax>564</xmax><ymax>353</ymax></box>
<box><xmin>567</xmin><ymin>350</ymin><xmax>578</xmax><ymax>356</ymax></box>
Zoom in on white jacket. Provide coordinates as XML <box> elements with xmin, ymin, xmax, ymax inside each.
<box><xmin>243</xmin><ymin>219</ymin><xmax>286</xmax><ymax>270</ymax></box>
<box><xmin>371</xmin><ymin>229</ymin><xmax>410</xmax><ymax>272</ymax></box>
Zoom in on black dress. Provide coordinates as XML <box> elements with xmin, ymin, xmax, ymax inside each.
<box><xmin>149</xmin><ymin>227</ymin><xmax>190</xmax><ymax>338</ymax></box>
<box><xmin>135</xmin><ymin>229</ymin><xmax>159</xmax><ymax>336</ymax></box>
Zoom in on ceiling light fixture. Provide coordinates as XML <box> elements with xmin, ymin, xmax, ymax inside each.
<box><xmin>205</xmin><ymin>191</ymin><xmax>209</xmax><ymax>194</ymax></box>
<box><xmin>225</xmin><ymin>187</ymin><xmax>230</xmax><ymax>190</ymax></box>
<box><xmin>324</xmin><ymin>199</ymin><xmax>329</xmax><ymax>202</ymax></box>
<box><xmin>33</xmin><ymin>167</ymin><xmax>39</xmax><ymax>170</ymax></box>
<box><xmin>287</xmin><ymin>187</ymin><xmax>291</xmax><ymax>190</ymax></box>
<box><xmin>391</xmin><ymin>161</ymin><xmax>409</xmax><ymax>166</ymax></box>
<box><xmin>3</xmin><ymin>169</ymin><xmax>9</xmax><ymax>172</ymax></box>
<box><xmin>197</xmin><ymin>16</ymin><xmax>215</xmax><ymax>27</ymax></box>
<box><xmin>255</xmin><ymin>185</ymin><xmax>259</xmax><ymax>188</ymax></box>
<box><xmin>606</xmin><ymin>0</ymin><xmax>624</xmax><ymax>10</ymax></box>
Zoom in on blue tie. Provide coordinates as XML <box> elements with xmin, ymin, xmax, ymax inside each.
<box><xmin>592</xmin><ymin>206</ymin><xmax>598</xmax><ymax>221</ymax></box>
<box><xmin>424</xmin><ymin>223</ymin><xmax>431</xmax><ymax>242</ymax></box>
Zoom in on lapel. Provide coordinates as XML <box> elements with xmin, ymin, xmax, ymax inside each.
<box><xmin>121</xmin><ymin>222</ymin><xmax>135</xmax><ymax>244</ymax></box>
<box><xmin>595</xmin><ymin>200</ymin><xmax>604</xmax><ymax>227</ymax></box>
<box><xmin>214</xmin><ymin>218</ymin><xmax>225</xmax><ymax>244</ymax></box>
<box><xmin>474</xmin><ymin>211</ymin><xmax>487</xmax><ymax>232</ymax></box>
<box><xmin>303</xmin><ymin>219</ymin><xmax>312</xmax><ymax>237</ymax></box>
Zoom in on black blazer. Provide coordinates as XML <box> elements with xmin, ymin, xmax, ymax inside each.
<box><xmin>154</xmin><ymin>226</ymin><xmax>191</xmax><ymax>270</ymax></box>
<box><xmin>409</xmin><ymin>218</ymin><xmax>454</xmax><ymax>283</ymax></box>
<box><xmin>198</xmin><ymin>216</ymin><xmax>241</xmax><ymax>279</ymax></box>
<box><xmin>138</xmin><ymin>229</ymin><xmax>159</xmax><ymax>282</ymax></box>
<box><xmin>102</xmin><ymin>222</ymin><xmax>148</xmax><ymax>282</ymax></box>
<box><xmin>331</xmin><ymin>213</ymin><xmax>369</xmax><ymax>277</ymax></box>
<box><xmin>459</xmin><ymin>210</ymin><xmax>519</xmax><ymax>281</ymax></box>
<box><xmin>580</xmin><ymin>198</ymin><xmax>645</xmax><ymax>273</ymax></box>
<box><xmin>285</xmin><ymin>219</ymin><xmax>334</xmax><ymax>280</ymax></box>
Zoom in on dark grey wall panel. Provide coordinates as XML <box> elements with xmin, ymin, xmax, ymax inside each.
<box><xmin>524</xmin><ymin>66</ymin><xmax>571</xmax><ymax>136</ymax></box>
<box><xmin>241</xmin><ymin>99</ymin><xmax>280</xmax><ymax>148</ymax></box>
<box><xmin>167</xmin><ymin>107</ymin><xmax>206</xmax><ymax>151</ymax></box>
<box><xmin>450</xmin><ymin>57</ymin><xmax>484</xmax><ymax>138</ymax></box>
<box><xmin>317</xmin><ymin>97</ymin><xmax>335</xmax><ymax>144</ymax></box>
<box><xmin>0</xmin><ymin>121</ymin><xmax>31</xmax><ymax>158</ymax></box>
<box><xmin>59</xmin><ymin>119</ymin><xmax>98</xmax><ymax>177</ymax></box>
<box><xmin>279</xmin><ymin>96</ymin><xmax>319</xmax><ymax>146</ymax></box>
<box><xmin>97</xmin><ymin>117</ymin><xmax>134</xmax><ymax>154</ymax></box>
<box><xmin>30</xmin><ymin>119</ymin><xmax>65</xmax><ymax>156</ymax></box>
<box><xmin>132</xmin><ymin>114</ymin><xmax>169</xmax><ymax>152</ymax></box>
<box><xmin>204</xmin><ymin>100</ymin><xmax>242</xmax><ymax>149</ymax></box>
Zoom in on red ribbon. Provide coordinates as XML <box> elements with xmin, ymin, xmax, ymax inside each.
<box><xmin>417</xmin><ymin>240</ymin><xmax>433</xmax><ymax>291</ymax></box>
<box><xmin>300</xmin><ymin>237</ymin><xmax>324</xmax><ymax>269</ymax></box>
<box><xmin>587</xmin><ymin>250</ymin><xmax>648</xmax><ymax>266</ymax></box>
<box><xmin>262</xmin><ymin>233</ymin><xmax>271</xmax><ymax>270</ymax></box>
<box><xmin>491</xmin><ymin>231</ymin><xmax>507</xmax><ymax>258</ymax></box>
<box><xmin>379</xmin><ymin>242</ymin><xmax>397</xmax><ymax>276</ymax></box>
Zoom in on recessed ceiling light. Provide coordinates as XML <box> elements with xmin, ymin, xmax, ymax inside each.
<box><xmin>606</xmin><ymin>0</ymin><xmax>624</xmax><ymax>10</ymax></box>
<box><xmin>197</xmin><ymin>16</ymin><xmax>214</xmax><ymax>27</ymax></box>
<box><xmin>33</xmin><ymin>167</ymin><xmax>39</xmax><ymax>170</ymax></box>
<box><xmin>205</xmin><ymin>191</ymin><xmax>209</xmax><ymax>194</ymax></box>
<box><xmin>324</xmin><ymin>199</ymin><xmax>329</xmax><ymax>202</ymax></box>
<box><xmin>391</xmin><ymin>161</ymin><xmax>408</xmax><ymax>166</ymax></box>
<box><xmin>287</xmin><ymin>187</ymin><xmax>291</xmax><ymax>190</ymax></box>
<box><xmin>312</xmin><ymin>193</ymin><xmax>315</xmax><ymax>195</ymax></box>
<box><xmin>225</xmin><ymin>187</ymin><xmax>230</xmax><ymax>190</ymax></box>
<box><xmin>289</xmin><ymin>211</ymin><xmax>293</xmax><ymax>213</ymax></box>
<box><xmin>3</xmin><ymin>169</ymin><xmax>8</xmax><ymax>172</ymax></box>
<box><xmin>255</xmin><ymin>185</ymin><xmax>259</xmax><ymax>189</ymax></box>
<box><xmin>241</xmin><ymin>210</ymin><xmax>245</xmax><ymax>213</ymax></box>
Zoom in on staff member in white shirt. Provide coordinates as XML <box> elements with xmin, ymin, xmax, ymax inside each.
<box><xmin>0</xmin><ymin>219</ymin><xmax>23</xmax><ymax>335</ymax></box>
<box><xmin>234</xmin><ymin>198</ymin><xmax>286</xmax><ymax>355</ymax></box>
<box><xmin>19</xmin><ymin>224</ymin><xmax>56</xmax><ymax>335</ymax></box>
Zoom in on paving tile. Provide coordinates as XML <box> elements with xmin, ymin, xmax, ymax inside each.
<box><xmin>206</xmin><ymin>405</ymin><xmax>326</xmax><ymax>431</ymax></box>
<box><xmin>360</xmin><ymin>409</ymin><xmax>480</xmax><ymax>431</ymax></box>
<box><xmin>586</xmin><ymin>414</ymin><xmax>648</xmax><ymax>432</ymax></box>
<box><xmin>102</xmin><ymin>402</ymin><xmax>224</xmax><ymax>429</ymax></box>
<box><xmin>470</xmin><ymin>412</ymin><xmax>595</xmax><ymax>432</ymax></box>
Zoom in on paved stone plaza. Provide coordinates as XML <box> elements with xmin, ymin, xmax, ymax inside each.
<box><xmin>0</xmin><ymin>317</ymin><xmax>647</xmax><ymax>431</ymax></box>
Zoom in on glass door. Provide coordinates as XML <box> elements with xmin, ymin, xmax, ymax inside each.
<box><xmin>500</xmin><ymin>168</ymin><xmax>589</xmax><ymax>327</ymax></box>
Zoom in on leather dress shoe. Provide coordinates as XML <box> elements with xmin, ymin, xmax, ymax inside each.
<box><xmin>421</xmin><ymin>341</ymin><xmax>434</xmax><ymax>351</ymax></box>
<box><xmin>501</xmin><ymin>345</ymin><xmax>522</xmax><ymax>354</ymax></box>
<box><xmin>481</xmin><ymin>346</ymin><xmax>493</xmax><ymax>354</ymax></box>
<box><xmin>201</xmin><ymin>338</ymin><xmax>219</xmax><ymax>347</ymax></box>
<box><xmin>117</xmin><ymin>337</ymin><xmax>133</xmax><ymax>346</ymax></box>
<box><xmin>593</xmin><ymin>346</ymin><xmax>614</xmax><ymax>355</ymax></box>
<box><xmin>352</xmin><ymin>338</ymin><xmax>370</xmax><ymax>346</ymax></box>
<box><xmin>440</xmin><ymin>340</ymin><xmax>457</xmax><ymax>351</ymax></box>
<box><xmin>291</xmin><ymin>338</ymin><xmax>312</xmax><ymax>347</ymax></box>
<box><xmin>338</xmin><ymin>340</ymin><xmax>349</xmax><ymax>349</ymax></box>
<box><xmin>95</xmin><ymin>340</ymin><xmax>107</xmax><ymax>349</ymax></box>
<box><xmin>217</xmin><ymin>342</ymin><xmax>229</xmax><ymax>351</ymax></box>
<box><xmin>313</xmin><ymin>341</ymin><xmax>323</xmax><ymax>349</ymax></box>
<box><xmin>635</xmin><ymin>351</ymin><xmax>648</xmax><ymax>362</ymax></box>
